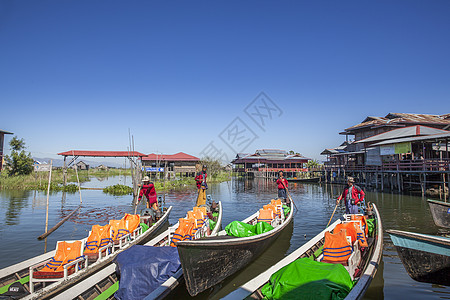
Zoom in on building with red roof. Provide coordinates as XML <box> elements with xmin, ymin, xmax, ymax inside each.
<box><xmin>141</xmin><ymin>152</ymin><xmax>200</xmax><ymax>176</ymax></box>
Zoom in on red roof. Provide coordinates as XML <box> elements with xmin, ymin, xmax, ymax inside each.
<box><xmin>58</xmin><ymin>150</ymin><xmax>146</xmax><ymax>157</ymax></box>
<box><xmin>142</xmin><ymin>152</ymin><xmax>199</xmax><ymax>161</ymax></box>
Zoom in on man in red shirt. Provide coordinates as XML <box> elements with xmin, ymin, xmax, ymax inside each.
<box><xmin>195</xmin><ymin>165</ymin><xmax>208</xmax><ymax>206</ymax></box>
<box><xmin>138</xmin><ymin>176</ymin><xmax>158</xmax><ymax>210</ymax></box>
<box><xmin>337</xmin><ymin>177</ymin><xmax>365</xmax><ymax>214</ymax></box>
<box><xmin>276</xmin><ymin>171</ymin><xmax>289</xmax><ymax>201</ymax></box>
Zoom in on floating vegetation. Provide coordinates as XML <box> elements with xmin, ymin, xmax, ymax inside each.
<box><xmin>62</xmin><ymin>184</ymin><xmax>79</xmax><ymax>193</ymax></box>
<box><xmin>103</xmin><ymin>184</ymin><xmax>133</xmax><ymax>195</ymax></box>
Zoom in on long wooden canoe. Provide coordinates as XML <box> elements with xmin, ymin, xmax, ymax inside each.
<box><xmin>52</xmin><ymin>201</ymin><xmax>223</xmax><ymax>300</ymax></box>
<box><xmin>387</xmin><ymin>229</ymin><xmax>450</xmax><ymax>286</ymax></box>
<box><xmin>224</xmin><ymin>204</ymin><xmax>382</xmax><ymax>300</ymax></box>
<box><xmin>176</xmin><ymin>199</ymin><xmax>294</xmax><ymax>296</ymax></box>
<box><xmin>0</xmin><ymin>206</ymin><xmax>172</xmax><ymax>300</ymax></box>
<box><xmin>427</xmin><ymin>199</ymin><xmax>450</xmax><ymax>229</ymax></box>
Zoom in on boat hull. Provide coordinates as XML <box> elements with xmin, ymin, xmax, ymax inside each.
<box><xmin>177</xmin><ymin>201</ymin><xmax>294</xmax><ymax>296</ymax></box>
<box><xmin>388</xmin><ymin>230</ymin><xmax>450</xmax><ymax>286</ymax></box>
<box><xmin>287</xmin><ymin>177</ymin><xmax>320</xmax><ymax>183</ymax></box>
<box><xmin>427</xmin><ymin>199</ymin><xmax>450</xmax><ymax>229</ymax></box>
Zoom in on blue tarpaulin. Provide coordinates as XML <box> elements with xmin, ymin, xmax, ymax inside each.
<box><xmin>113</xmin><ymin>245</ymin><xmax>181</xmax><ymax>300</ymax></box>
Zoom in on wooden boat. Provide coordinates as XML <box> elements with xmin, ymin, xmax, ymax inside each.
<box><xmin>0</xmin><ymin>206</ymin><xmax>172</xmax><ymax>300</ymax></box>
<box><xmin>427</xmin><ymin>199</ymin><xmax>450</xmax><ymax>228</ymax></box>
<box><xmin>387</xmin><ymin>229</ymin><xmax>450</xmax><ymax>286</ymax></box>
<box><xmin>286</xmin><ymin>177</ymin><xmax>320</xmax><ymax>183</ymax></box>
<box><xmin>52</xmin><ymin>201</ymin><xmax>223</xmax><ymax>300</ymax></box>
<box><xmin>176</xmin><ymin>199</ymin><xmax>294</xmax><ymax>296</ymax></box>
<box><xmin>224</xmin><ymin>204</ymin><xmax>382</xmax><ymax>300</ymax></box>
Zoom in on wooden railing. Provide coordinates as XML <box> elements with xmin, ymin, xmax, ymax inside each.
<box><xmin>324</xmin><ymin>158</ymin><xmax>450</xmax><ymax>172</ymax></box>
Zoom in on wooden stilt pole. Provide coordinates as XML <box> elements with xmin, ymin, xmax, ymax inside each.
<box><xmin>44</xmin><ymin>160</ymin><xmax>53</xmax><ymax>236</ymax></box>
<box><xmin>73</xmin><ymin>152</ymin><xmax>82</xmax><ymax>205</ymax></box>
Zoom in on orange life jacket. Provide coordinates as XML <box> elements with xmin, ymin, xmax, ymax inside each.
<box><xmin>355</xmin><ymin>225</ymin><xmax>369</xmax><ymax>247</ymax></box>
<box><xmin>84</xmin><ymin>224</ymin><xmax>112</xmax><ymax>255</ymax></box>
<box><xmin>351</xmin><ymin>215</ymin><xmax>368</xmax><ymax>236</ymax></box>
<box><xmin>264</xmin><ymin>204</ymin><xmax>280</xmax><ymax>218</ymax></box>
<box><xmin>190</xmin><ymin>210</ymin><xmax>205</xmax><ymax>231</ymax></box>
<box><xmin>334</xmin><ymin>222</ymin><xmax>358</xmax><ymax>244</ymax></box>
<box><xmin>322</xmin><ymin>229</ymin><xmax>353</xmax><ymax>264</ymax></box>
<box><xmin>123</xmin><ymin>213</ymin><xmax>141</xmax><ymax>234</ymax></box>
<box><xmin>170</xmin><ymin>218</ymin><xmax>196</xmax><ymax>247</ymax></box>
<box><xmin>109</xmin><ymin>219</ymin><xmax>128</xmax><ymax>242</ymax></box>
<box><xmin>271</xmin><ymin>199</ymin><xmax>282</xmax><ymax>206</ymax></box>
<box><xmin>257</xmin><ymin>209</ymin><xmax>274</xmax><ymax>224</ymax></box>
<box><xmin>40</xmin><ymin>241</ymin><xmax>83</xmax><ymax>273</ymax></box>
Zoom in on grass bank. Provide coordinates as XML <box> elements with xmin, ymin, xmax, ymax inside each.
<box><xmin>0</xmin><ymin>168</ymin><xmax>131</xmax><ymax>191</ymax></box>
<box><xmin>0</xmin><ymin>169</ymin><xmax>231</xmax><ymax>193</ymax></box>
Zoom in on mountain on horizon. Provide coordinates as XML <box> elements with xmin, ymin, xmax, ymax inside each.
<box><xmin>33</xmin><ymin>157</ymin><xmax>126</xmax><ymax>168</ymax></box>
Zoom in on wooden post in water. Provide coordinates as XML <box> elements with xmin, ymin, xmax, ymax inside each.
<box><xmin>44</xmin><ymin>160</ymin><xmax>53</xmax><ymax>236</ymax></box>
<box><xmin>73</xmin><ymin>151</ymin><xmax>82</xmax><ymax>204</ymax></box>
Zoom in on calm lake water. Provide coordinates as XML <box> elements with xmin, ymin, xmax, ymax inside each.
<box><xmin>0</xmin><ymin>176</ymin><xmax>448</xmax><ymax>299</ymax></box>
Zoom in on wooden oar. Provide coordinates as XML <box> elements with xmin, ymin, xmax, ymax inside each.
<box><xmin>326</xmin><ymin>197</ymin><xmax>341</xmax><ymax>228</ymax></box>
<box><xmin>134</xmin><ymin>185</ymin><xmax>142</xmax><ymax>214</ymax></box>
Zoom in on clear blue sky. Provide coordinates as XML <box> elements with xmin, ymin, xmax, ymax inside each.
<box><xmin>1</xmin><ymin>0</ymin><xmax>449</xmax><ymax>163</ymax></box>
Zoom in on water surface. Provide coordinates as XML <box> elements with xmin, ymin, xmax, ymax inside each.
<box><xmin>0</xmin><ymin>176</ymin><xmax>448</xmax><ymax>299</ymax></box>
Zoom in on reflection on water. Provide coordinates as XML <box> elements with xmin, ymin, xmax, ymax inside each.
<box><xmin>0</xmin><ymin>176</ymin><xmax>448</xmax><ymax>299</ymax></box>
<box><xmin>0</xmin><ymin>189</ymin><xmax>31</xmax><ymax>226</ymax></box>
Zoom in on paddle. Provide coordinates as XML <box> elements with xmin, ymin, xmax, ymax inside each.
<box><xmin>326</xmin><ymin>196</ymin><xmax>341</xmax><ymax>228</ymax></box>
<box><xmin>134</xmin><ymin>185</ymin><xmax>142</xmax><ymax>215</ymax></box>
<box><xmin>279</xmin><ymin>179</ymin><xmax>299</xmax><ymax>212</ymax></box>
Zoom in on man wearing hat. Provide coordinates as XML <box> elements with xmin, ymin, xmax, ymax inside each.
<box><xmin>195</xmin><ymin>165</ymin><xmax>208</xmax><ymax>206</ymax></box>
<box><xmin>337</xmin><ymin>177</ymin><xmax>365</xmax><ymax>214</ymax></box>
<box><xmin>138</xmin><ymin>176</ymin><xmax>158</xmax><ymax>211</ymax></box>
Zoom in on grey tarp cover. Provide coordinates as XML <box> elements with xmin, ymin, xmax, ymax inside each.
<box><xmin>113</xmin><ymin>245</ymin><xmax>181</xmax><ymax>300</ymax></box>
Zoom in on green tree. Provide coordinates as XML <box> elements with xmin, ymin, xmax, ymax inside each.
<box><xmin>4</xmin><ymin>136</ymin><xmax>34</xmax><ymax>176</ymax></box>
<box><xmin>306</xmin><ymin>159</ymin><xmax>320</xmax><ymax>169</ymax></box>
<box><xmin>200</xmin><ymin>157</ymin><xmax>223</xmax><ymax>177</ymax></box>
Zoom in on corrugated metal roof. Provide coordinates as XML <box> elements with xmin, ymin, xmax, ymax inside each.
<box><xmin>345</xmin><ymin>113</ymin><xmax>450</xmax><ymax>132</ymax></box>
<box><xmin>356</xmin><ymin>126</ymin><xmax>449</xmax><ymax>143</ymax></box>
<box><xmin>142</xmin><ymin>152</ymin><xmax>199</xmax><ymax>161</ymax></box>
<box><xmin>58</xmin><ymin>150</ymin><xmax>146</xmax><ymax>157</ymax></box>
<box><xmin>371</xmin><ymin>132</ymin><xmax>450</xmax><ymax>146</ymax></box>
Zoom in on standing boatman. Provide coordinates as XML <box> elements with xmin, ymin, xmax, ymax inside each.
<box><xmin>276</xmin><ymin>171</ymin><xmax>289</xmax><ymax>202</ymax></box>
<box><xmin>195</xmin><ymin>165</ymin><xmax>208</xmax><ymax>206</ymax></box>
<box><xmin>138</xmin><ymin>176</ymin><xmax>159</xmax><ymax>212</ymax></box>
<box><xmin>337</xmin><ymin>177</ymin><xmax>365</xmax><ymax>214</ymax></box>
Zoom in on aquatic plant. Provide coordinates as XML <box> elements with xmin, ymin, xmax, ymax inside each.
<box><xmin>103</xmin><ymin>184</ymin><xmax>133</xmax><ymax>195</ymax></box>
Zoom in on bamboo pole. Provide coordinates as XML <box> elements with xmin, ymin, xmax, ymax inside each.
<box><xmin>44</xmin><ymin>160</ymin><xmax>53</xmax><ymax>236</ymax></box>
<box><xmin>73</xmin><ymin>152</ymin><xmax>82</xmax><ymax>204</ymax></box>
<box><xmin>38</xmin><ymin>205</ymin><xmax>81</xmax><ymax>240</ymax></box>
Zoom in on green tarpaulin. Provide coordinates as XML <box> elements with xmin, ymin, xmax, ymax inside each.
<box><xmin>261</xmin><ymin>258</ymin><xmax>354</xmax><ymax>300</ymax></box>
<box><xmin>209</xmin><ymin>212</ymin><xmax>219</xmax><ymax>231</ymax></box>
<box><xmin>282</xmin><ymin>205</ymin><xmax>291</xmax><ymax>217</ymax></box>
<box><xmin>225</xmin><ymin>221</ymin><xmax>274</xmax><ymax>237</ymax></box>
<box><xmin>140</xmin><ymin>223</ymin><xmax>149</xmax><ymax>233</ymax></box>
<box><xmin>366</xmin><ymin>218</ymin><xmax>375</xmax><ymax>237</ymax></box>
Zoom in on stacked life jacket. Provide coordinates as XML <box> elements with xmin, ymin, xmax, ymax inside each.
<box><xmin>350</xmin><ymin>215</ymin><xmax>369</xmax><ymax>247</ymax></box>
<box><xmin>264</xmin><ymin>203</ymin><xmax>280</xmax><ymax>219</ymax></box>
<box><xmin>170</xmin><ymin>218</ymin><xmax>196</xmax><ymax>247</ymax></box>
<box><xmin>34</xmin><ymin>241</ymin><xmax>84</xmax><ymax>278</ymax></box>
<box><xmin>257</xmin><ymin>209</ymin><xmax>274</xmax><ymax>224</ymax></box>
<box><xmin>109</xmin><ymin>214</ymin><xmax>141</xmax><ymax>243</ymax></box>
<box><xmin>322</xmin><ymin>229</ymin><xmax>353</xmax><ymax>265</ymax></box>
<box><xmin>84</xmin><ymin>224</ymin><xmax>112</xmax><ymax>257</ymax></box>
<box><xmin>187</xmin><ymin>210</ymin><xmax>205</xmax><ymax>236</ymax></box>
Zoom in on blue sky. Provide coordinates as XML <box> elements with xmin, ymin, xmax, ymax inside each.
<box><xmin>1</xmin><ymin>0</ymin><xmax>449</xmax><ymax>163</ymax></box>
